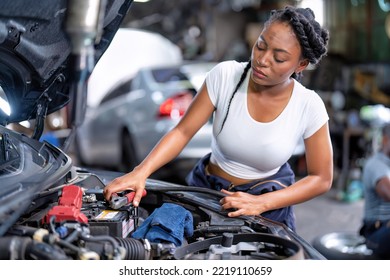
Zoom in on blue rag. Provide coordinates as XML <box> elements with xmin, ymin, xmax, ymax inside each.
<box><xmin>131</xmin><ymin>203</ymin><xmax>193</xmax><ymax>246</ymax></box>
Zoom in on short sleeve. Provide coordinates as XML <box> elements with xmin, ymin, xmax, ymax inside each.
<box><xmin>303</xmin><ymin>91</ymin><xmax>329</xmax><ymax>139</ymax></box>
<box><xmin>205</xmin><ymin>62</ymin><xmax>225</xmax><ymax>107</ymax></box>
<box><xmin>205</xmin><ymin>60</ymin><xmax>246</xmax><ymax>108</ymax></box>
<box><xmin>365</xmin><ymin>157</ymin><xmax>390</xmax><ymax>189</ymax></box>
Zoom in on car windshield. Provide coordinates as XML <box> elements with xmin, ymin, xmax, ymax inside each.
<box><xmin>151</xmin><ymin>68</ymin><xmax>188</xmax><ymax>83</ymax></box>
<box><xmin>150</xmin><ymin>63</ymin><xmax>215</xmax><ymax>92</ymax></box>
<box><xmin>150</xmin><ymin>67</ymin><xmax>193</xmax><ymax>91</ymax></box>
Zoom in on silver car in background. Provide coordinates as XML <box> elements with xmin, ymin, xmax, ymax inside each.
<box><xmin>76</xmin><ymin>62</ymin><xmax>217</xmax><ymax>182</ymax></box>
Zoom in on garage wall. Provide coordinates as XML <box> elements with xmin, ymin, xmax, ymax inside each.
<box><xmin>325</xmin><ymin>0</ymin><xmax>390</xmax><ymax>62</ymax></box>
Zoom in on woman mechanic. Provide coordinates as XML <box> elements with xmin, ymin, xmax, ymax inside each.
<box><xmin>103</xmin><ymin>6</ymin><xmax>333</xmax><ymax>231</ymax></box>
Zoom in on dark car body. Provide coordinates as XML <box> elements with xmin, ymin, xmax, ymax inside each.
<box><xmin>0</xmin><ymin>0</ymin><xmax>325</xmax><ymax>260</ymax></box>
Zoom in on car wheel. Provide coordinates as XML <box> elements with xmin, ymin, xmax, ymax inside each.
<box><xmin>312</xmin><ymin>232</ymin><xmax>374</xmax><ymax>260</ymax></box>
<box><xmin>119</xmin><ymin>131</ymin><xmax>138</xmax><ymax>172</ymax></box>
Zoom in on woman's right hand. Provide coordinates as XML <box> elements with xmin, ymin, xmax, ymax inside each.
<box><xmin>103</xmin><ymin>168</ymin><xmax>147</xmax><ymax>207</ymax></box>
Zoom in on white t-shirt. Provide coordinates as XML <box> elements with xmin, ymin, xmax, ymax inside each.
<box><xmin>206</xmin><ymin>60</ymin><xmax>329</xmax><ymax>179</ymax></box>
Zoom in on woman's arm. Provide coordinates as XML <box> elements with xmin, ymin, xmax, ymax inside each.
<box><xmin>221</xmin><ymin>122</ymin><xmax>334</xmax><ymax>217</ymax></box>
<box><xmin>376</xmin><ymin>176</ymin><xmax>390</xmax><ymax>201</ymax></box>
<box><xmin>103</xmin><ymin>82</ymin><xmax>215</xmax><ymax>205</ymax></box>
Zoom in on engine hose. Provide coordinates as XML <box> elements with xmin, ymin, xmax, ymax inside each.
<box><xmin>193</xmin><ymin>225</ymin><xmax>242</xmax><ymax>235</ymax></box>
<box><xmin>80</xmin><ymin>233</ymin><xmax>123</xmax><ymax>260</ymax></box>
<box><xmin>0</xmin><ymin>237</ymin><xmax>30</xmax><ymax>260</ymax></box>
<box><xmin>0</xmin><ymin>236</ymin><xmax>69</xmax><ymax>260</ymax></box>
<box><xmin>115</xmin><ymin>237</ymin><xmax>148</xmax><ymax>260</ymax></box>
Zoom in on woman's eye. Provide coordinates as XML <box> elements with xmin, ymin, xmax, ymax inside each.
<box><xmin>257</xmin><ymin>44</ymin><xmax>265</xmax><ymax>50</ymax></box>
<box><xmin>275</xmin><ymin>58</ymin><xmax>284</xmax><ymax>63</ymax></box>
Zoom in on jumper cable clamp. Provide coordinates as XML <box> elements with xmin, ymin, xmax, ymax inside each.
<box><xmin>109</xmin><ymin>189</ymin><xmax>147</xmax><ymax>209</ymax></box>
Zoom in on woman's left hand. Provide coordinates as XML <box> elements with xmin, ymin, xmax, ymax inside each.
<box><xmin>220</xmin><ymin>189</ymin><xmax>265</xmax><ymax>217</ymax></box>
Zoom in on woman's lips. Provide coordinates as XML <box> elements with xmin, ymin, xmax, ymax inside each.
<box><xmin>252</xmin><ymin>67</ymin><xmax>267</xmax><ymax>79</ymax></box>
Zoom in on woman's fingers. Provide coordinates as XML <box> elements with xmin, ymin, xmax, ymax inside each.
<box><xmin>220</xmin><ymin>189</ymin><xmax>233</xmax><ymax>195</ymax></box>
<box><xmin>220</xmin><ymin>191</ymin><xmax>261</xmax><ymax>216</ymax></box>
<box><xmin>103</xmin><ymin>174</ymin><xmax>136</xmax><ymax>201</ymax></box>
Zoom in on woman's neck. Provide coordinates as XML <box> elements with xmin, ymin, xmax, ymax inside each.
<box><xmin>248</xmin><ymin>77</ymin><xmax>294</xmax><ymax>98</ymax></box>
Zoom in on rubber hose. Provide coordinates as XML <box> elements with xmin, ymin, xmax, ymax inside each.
<box><xmin>115</xmin><ymin>238</ymin><xmax>147</xmax><ymax>260</ymax></box>
<box><xmin>193</xmin><ymin>225</ymin><xmax>242</xmax><ymax>235</ymax></box>
<box><xmin>0</xmin><ymin>237</ymin><xmax>30</xmax><ymax>260</ymax></box>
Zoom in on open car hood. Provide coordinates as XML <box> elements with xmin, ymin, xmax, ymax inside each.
<box><xmin>0</xmin><ymin>0</ymin><xmax>133</xmax><ymax>125</ymax></box>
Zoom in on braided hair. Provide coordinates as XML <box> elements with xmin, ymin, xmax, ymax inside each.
<box><xmin>218</xmin><ymin>6</ymin><xmax>329</xmax><ymax>134</ymax></box>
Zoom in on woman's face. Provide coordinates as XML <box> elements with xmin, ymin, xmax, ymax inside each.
<box><xmin>250</xmin><ymin>21</ymin><xmax>308</xmax><ymax>87</ymax></box>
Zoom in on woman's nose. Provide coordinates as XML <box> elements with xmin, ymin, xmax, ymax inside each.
<box><xmin>256</xmin><ymin>52</ymin><xmax>271</xmax><ymax>67</ymax></box>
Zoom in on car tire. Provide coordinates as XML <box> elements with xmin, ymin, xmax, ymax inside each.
<box><xmin>312</xmin><ymin>232</ymin><xmax>374</xmax><ymax>260</ymax></box>
<box><xmin>119</xmin><ymin>130</ymin><xmax>138</xmax><ymax>172</ymax></box>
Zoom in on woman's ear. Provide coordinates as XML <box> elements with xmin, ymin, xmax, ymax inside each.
<box><xmin>295</xmin><ymin>59</ymin><xmax>309</xmax><ymax>74</ymax></box>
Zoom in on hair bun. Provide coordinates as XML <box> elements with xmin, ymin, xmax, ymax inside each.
<box><xmin>304</xmin><ymin>8</ymin><xmax>315</xmax><ymax>21</ymax></box>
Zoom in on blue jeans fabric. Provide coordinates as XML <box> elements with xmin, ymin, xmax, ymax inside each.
<box><xmin>360</xmin><ymin>220</ymin><xmax>390</xmax><ymax>259</ymax></box>
<box><xmin>185</xmin><ymin>153</ymin><xmax>296</xmax><ymax>231</ymax></box>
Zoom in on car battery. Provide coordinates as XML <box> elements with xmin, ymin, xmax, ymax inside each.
<box><xmin>82</xmin><ymin>188</ymin><xmax>138</xmax><ymax>238</ymax></box>
<box><xmin>86</xmin><ymin>207</ymin><xmax>136</xmax><ymax>238</ymax></box>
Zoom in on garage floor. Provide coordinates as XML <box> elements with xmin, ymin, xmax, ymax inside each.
<box><xmin>294</xmin><ymin>187</ymin><xmax>364</xmax><ymax>245</ymax></box>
